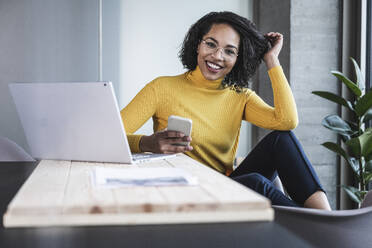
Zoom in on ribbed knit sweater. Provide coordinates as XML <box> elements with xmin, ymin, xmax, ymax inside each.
<box><xmin>120</xmin><ymin>65</ymin><xmax>298</xmax><ymax>174</ymax></box>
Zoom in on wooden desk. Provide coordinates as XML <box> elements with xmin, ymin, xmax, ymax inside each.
<box><xmin>3</xmin><ymin>154</ymin><xmax>273</xmax><ymax>228</ymax></box>
<box><xmin>0</xmin><ymin>161</ymin><xmax>313</xmax><ymax>248</ymax></box>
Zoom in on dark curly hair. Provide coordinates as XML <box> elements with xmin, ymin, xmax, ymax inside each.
<box><xmin>179</xmin><ymin>11</ymin><xmax>269</xmax><ymax>90</ymax></box>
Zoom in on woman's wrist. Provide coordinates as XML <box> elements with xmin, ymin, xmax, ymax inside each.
<box><xmin>139</xmin><ymin>135</ymin><xmax>151</xmax><ymax>152</ymax></box>
<box><xmin>264</xmin><ymin>55</ymin><xmax>280</xmax><ymax>70</ymax></box>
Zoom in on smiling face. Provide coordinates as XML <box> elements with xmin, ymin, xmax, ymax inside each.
<box><xmin>197</xmin><ymin>23</ymin><xmax>240</xmax><ymax>81</ymax></box>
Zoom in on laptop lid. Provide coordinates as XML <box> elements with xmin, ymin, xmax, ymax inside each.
<box><xmin>9</xmin><ymin>82</ymin><xmax>133</xmax><ymax>164</ymax></box>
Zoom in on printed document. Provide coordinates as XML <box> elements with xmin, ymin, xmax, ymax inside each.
<box><xmin>92</xmin><ymin>167</ymin><xmax>198</xmax><ymax>188</ymax></box>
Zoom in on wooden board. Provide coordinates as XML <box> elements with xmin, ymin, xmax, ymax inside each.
<box><xmin>3</xmin><ymin>154</ymin><xmax>273</xmax><ymax>227</ymax></box>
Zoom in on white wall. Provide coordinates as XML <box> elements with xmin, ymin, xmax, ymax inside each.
<box><xmin>0</xmin><ymin>0</ymin><xmax>253</xmax><ymax>157</ymax></box>
<box><xmin>0</xmin><ymin>0</ymin><xmax>98</xmax><ymax>151</ymax></box>
<box><xmin>104</xmin><ymin>0</ymin><xmax>253</xmax><ymax>157</ymax></box>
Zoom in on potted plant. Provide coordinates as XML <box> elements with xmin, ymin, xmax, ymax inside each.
<box><xmin>312</xmin><ymin>58</ymin><xmax>372</xmax><ymax>207</ymax></box>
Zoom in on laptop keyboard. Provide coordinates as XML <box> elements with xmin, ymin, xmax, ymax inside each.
<box><xmin>132</xmin><ymin>153</ymin><xmax>176</xmax><ymax>163</ymax></box>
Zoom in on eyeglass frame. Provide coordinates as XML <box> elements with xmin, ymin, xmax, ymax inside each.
<box><xmin>200</xmin><ymin>38</ymin><xmax>239</xmax><ymax>60</ymax></box>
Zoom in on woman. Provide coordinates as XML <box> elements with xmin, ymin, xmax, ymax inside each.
<box><xmin>121</xmin><ymin>11</ymin><xmax>331</xmax><ymax>210</ymax></box>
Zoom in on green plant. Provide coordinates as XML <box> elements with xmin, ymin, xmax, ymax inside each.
<box><xmin>312</xmin><ymin>58</ymin><xmax>372</xmax><ymax>206</ymax></box>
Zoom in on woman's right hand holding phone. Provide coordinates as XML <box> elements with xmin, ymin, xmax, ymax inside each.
<box><xmin>139</xmin><ymin>130</ymin><xmax>193</xmax><ymax>154</ymax></box>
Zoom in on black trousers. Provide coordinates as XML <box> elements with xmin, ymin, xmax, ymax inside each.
<box><xmin>229</xmin><ymin>130</ymin><xmax>325</xmax><ymax>207</ymax></box>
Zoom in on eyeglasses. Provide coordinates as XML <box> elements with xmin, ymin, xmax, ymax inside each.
<box><xmin>200</xmin><ymin>39</ymin><xmax>238</xmax><ymax>60</ymax></box>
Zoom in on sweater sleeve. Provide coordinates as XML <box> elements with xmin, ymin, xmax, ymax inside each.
<box><xmin>120</xmin><ymin>82</ymin><xmax>157</xmax><ymax>152</ymax></box>
<box><xmin>243</xmin><ymin>66</ymin><xmax>298</xmax><ymax>130</ymax></box>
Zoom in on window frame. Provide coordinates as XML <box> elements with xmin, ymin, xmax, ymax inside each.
<box><xmin>366</xmin><ymin>0</ymin><xmax>372</xmax><ymax>189</ymax></box>
<box><xmin>367</xmin><ymin>0</ymin><xmax>372</xmax><ymax>91</ymax></box>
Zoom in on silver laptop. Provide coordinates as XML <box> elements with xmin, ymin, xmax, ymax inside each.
<box><xmin>9</xmin><ymin>82</ymin><xmax>175</xmax><ymax>163</ymax></box>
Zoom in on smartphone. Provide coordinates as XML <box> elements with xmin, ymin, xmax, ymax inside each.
<box><xmin>167</xmin><ymin>115</ymin><xmax>192</xmax><ymax>146</ymax></box>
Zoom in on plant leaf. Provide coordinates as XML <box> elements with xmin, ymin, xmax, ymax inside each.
<box><xmin>360</xmin><ymin>191</ymin><xmax>369</xmax><ymax>201</ymax></box>
<box><xmin>340</xmin><ymin>135</ymin><xmax>350</xmax><ymax>142</ymax></box>
<box><xmin>362</xmin><ymin>109</ymin><xmax>372</xmax><ymax>123</ymax></box>
<box><xmin>312</xmin><ymin>91</ymin><xmax>353</xmax><ymax>110</ymax></box>
<box><xmin>331</xmin><ymin>70</ymin><xmax>362</xmax><ymax>97</ymax></box>
<box><xmin>345</xmin><ymin>137</ymin><xmax>361</xmax><ymax>158</ymax></box>
<box><xmin>350</xmin><ymin>57</ymin><xmax>365</xmax><ymax>91</ymax></box>
<box><xmin>345</xmin><ymin>120</ymin><xmax>359</xmax><ymax>134</ymax></box>
<box><xmin>322</xmin><ymin>142</ymin><xmax>359</xmax><ymax>174</ymax></box>
<box><xmin>365</xmin><ymin>152</ymin><xmax>372</xmax><ymax>162</ymax></box>
<box><xmin>365</xmin><ymin>160</ymin><xmax>372</xmax><ymax>172</ymax></box>
<box><xmin>350</xmin><ymin>157</ymin><xmax>361</xmax><ymax>175</ymax></box>
<box><xmin>364</xmin><ymin>172</ymin><xmax>372</xmax><ymax>182</ymax></box>
<box><xmin>357</xmin><ymin>128</ymin><xmax>372</xmax><ymax>158</ymax></box>
<box><xmin>342</xmin><ymin>185</ymin><xmax>362</xmax><ymax>204</ymax></box>
<box><xmin>322</xmin><ymin>115</ymin><xmax>353</xmax><ymax>137</ymax></box>
<box><xmin>355</xmin><ymin>90</ymin><xmax>372</xmax><ymax>117</ymax></box>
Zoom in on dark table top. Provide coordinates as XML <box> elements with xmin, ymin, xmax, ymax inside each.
<box><xmin>0</xmin><ymin>162</ymin><xmax>312</xmax><ymax>248</ymax></box>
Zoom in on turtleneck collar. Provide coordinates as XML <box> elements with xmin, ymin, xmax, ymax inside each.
<box><xmin>186</xmin><ymin>66</ymin><xmax>223</xmax><ymax>90</ymax></box>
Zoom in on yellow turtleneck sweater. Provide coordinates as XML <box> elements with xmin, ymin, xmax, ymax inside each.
<box><xmin>120</xmin><ymin>66</ymin><xmax>298</xmax><ymax>174</ymax></box>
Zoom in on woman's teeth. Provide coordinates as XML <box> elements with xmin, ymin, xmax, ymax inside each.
<box><xmin>207</xmin><ymin>61</ymin><xmax>222</xmax><ymax>70</ymax></box>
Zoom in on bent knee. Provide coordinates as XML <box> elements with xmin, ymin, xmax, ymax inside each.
<box><xmin>234</xmin><ymin>173</ymin><xmax>269</xmax><ymax>188</ymax></box>
<box><xmin>245</xmin><ymin>172</ymin><xmax>266</xmax><ymax>181</ymax></box>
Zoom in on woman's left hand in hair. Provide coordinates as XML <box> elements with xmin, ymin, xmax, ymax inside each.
<box><xmin>263</xmin><ymin>32</ymin><xmax>283</xmax><ymax>69</ymax></box>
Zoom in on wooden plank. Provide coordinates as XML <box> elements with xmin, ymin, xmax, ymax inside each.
<box><xmin>114</xmin><ymin>186</ymin><xmax>168</xmax><ymax>214</ymax></box>
<box><xmin>62</xmin><ymin>161</ymin><xmax>117</xmax><ymax>214</ymax></box>
<box><xmin>156</xmin><ymin>186</ymin><xmax>219</xmax><ymax>212</ymax></box>
<box><xmin>3</xmin><ymin>160</ymin><xmax>71</xmax><ymax>227</ymax></box>
<box><xmin>4</xmin><ymin>155</ymin><xmax>273</xmax><ymax>228</ymax></box>
<box><xmin>113</xmin><ymin>158</ymin><xmax>221</xmax><ymax>213</ymax></box>
<box><xmin>113</xmin><ymin>159</ymin><xmax>170</xmax><ymax>213</ymax></box>
<box><xmin>4</xmin><ymin>209</ymin><xmax>273</xmax><ymax>227</ymax></box>
<box><xmin>4</xmin><ymin>160</ymin><xmax>71</xmax><ymax>216</ymax></box>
